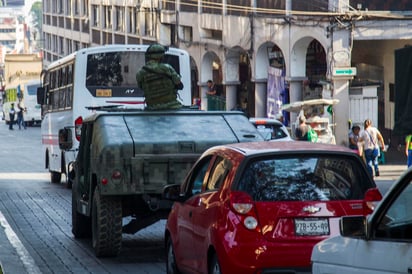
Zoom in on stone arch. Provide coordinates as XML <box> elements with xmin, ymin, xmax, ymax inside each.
<box><xmin>305</xmin><ymin>39</ymin><xmax>328</xmax><ymax>92</ymax></box>
<box><xmin>201</xmin><ymin>51</ymin><xmax>221</xmax><ymax>83</ymax></box>
<box><xmin>199</xmin><ymin>51</ymin><xmax>222</xmax><ymax>110</ymax></box>
<box><xmin>255</xmin><ymin>41</ymin><xmax>287</xmax><ymax>118</ymax></box>
<box><xmin>290</xmin><ymin>36</ymin><xmax>314</xmax><ymax>78</ymax></box>
<box><xmin>223</xmin><ymin>46</ymin><xmax>252</xmax><ymax>113</ymax></box>
<box><xmin>289</xmin><ymin>30</ymin><xmax>329</xmax><ymax>78</ymax></box>
<box><xmin>289</xmin><ymin>36</ymin><xmax>329</xmax><ymax>102</ymax></box>
<box><xmin>256</xmin><ymin>42</ymin><xmax>286</xmax><ymax>80</ymax></box>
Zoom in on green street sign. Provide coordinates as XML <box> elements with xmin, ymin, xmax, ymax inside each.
<box><xmin>333</xmin><ymin>67</ymin><xmax>357</xmax><ymax>76</ymax></box>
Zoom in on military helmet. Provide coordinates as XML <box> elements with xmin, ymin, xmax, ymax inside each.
<box><xmin>145</xmin><ymin>44</ymin><xmax>166</xmax><ymax>59</ymax></box>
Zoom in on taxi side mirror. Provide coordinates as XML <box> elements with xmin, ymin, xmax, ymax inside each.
<box><xmin>340</xmin><ymin>216</ymin><xmax>367</xmax><ymax>238</ymax></box>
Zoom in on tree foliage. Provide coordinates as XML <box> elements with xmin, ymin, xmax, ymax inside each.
<box><xmin>30</xmin><ymin>1</ymin><xmax>42</xmax><ymax>30</ymax></box>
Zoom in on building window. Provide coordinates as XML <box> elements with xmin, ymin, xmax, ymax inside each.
<box><xmin>135</xmin><ymin>8</ymin><xmax>140</xmax><ymax>35</ymax></box>
<box><xmin>201</xmin><ymin>28</ymin><xmax>222</xmax><ymax>40</ymax></box>
<box><xmin>92</xmin><ymin>5</ymin><xmax>99</xmax><ymax>27</ymax></box>
<box><xmin>128</xmin><ymin>7</ymin><xmax>136</xmax><ymax>34</ymax></box>
<box><xmin>66</xmin><ymin>0</ymin><xmax>71</xmax><ymax>15</ymax></box>
<box><xmin>143</xmin><ymin>8</ymin><xmax>155</xmax><ymax>37</ymax></box>
<box><xmin>59</xmin><ymin>37</ymin><xmax>64</xmax><ymax>54</ymax></box>
<box><xmin>115</xmin><ymin>6</ymin><xmax>124</xmax><ymax>31</ymax></box>
<box><xmin>52</xmin><ymin>0</ymin><xmax>57</xmax><ymax>13</ymax></box>
<box><xmin>52</xmin><ymin>35</ymin><xmax>57</xmax><ymax>52</ymax></box>
<box><xmin>57</xmin><ymin>0</ymin><xmax>63</xmax><ymax>14</ymax></box>
<box><xmin>66</xmin><ymin>39</ymin><xmax>72</xmax><ymax>54</ymax></box>
<box><xmin>104</xmin><ymin>6</ymin><xmax>112</xmax><ymax>29</ymax></box>
<box><xmin>83</xmin><ymin>0</ymin><xmax>89</xmax><ymax>16</ymax></box>
<box><xmin>181</xmin><ymin>26</ymin><xmax>193</xmax><ymax>43</ymax></box>
<box><xmin>43</xmin><ymin>0</ymin><xmax>49</xmax><ymax>13</ymax></box>
<box><xmin>74</xmin><ymin>0</ymin><xmax>79</xmax><ymax>15</ymax></box>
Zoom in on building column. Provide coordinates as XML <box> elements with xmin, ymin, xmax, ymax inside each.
<box><xmin>255</xmin><ymin>80</ymin><xmax>267</xmax><ymax>117</ymax></box>
<box><xmin>224</xmin><ymin>82</ymin><xmax>238</xmax><ymax>111</ymax></box>
<box><xmin>286</xmin><ymin>77</ymin><xmax>306</xmax><ymax>124</ymax></box>
<box><xmin>200</xmin><ymin>83</ymin><xmax>208</xmax><ymax>110</ymax></box>
<box><xmin>332</xmin><ymin>77</ymin><xmax>351</xmax><ymax>146</ymax></box>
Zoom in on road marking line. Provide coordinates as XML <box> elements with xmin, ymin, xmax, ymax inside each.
<box><xmin>0</xmin><ymin>173</ymin><xmax>49</xmax><ymax>180</ymax></box>
<box><xmin>0</xmin><ymin>211</ymin><xmax>42</xmax><ymax>274</ymax></box>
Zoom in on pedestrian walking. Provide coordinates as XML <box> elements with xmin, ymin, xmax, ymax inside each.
<box><xmin>358</xmin><ymin>119</ymin><xmax>385</xmax><ymax>177</ymax></box>
<box><xmin>405</xmin><ymin>134</ymin><xmax>412</xmax><ymax>167</ymax></box>
<box><xmin>9</xmin><ymin>103</ymin><xmax>15</xmax><ymax>130</ymax></box>
<box><xmin>17</xmin><ymin>101</ymin><xmax>26</xmax><ymax>130</ymax></box>
<box><xmin>294</xmin><ymin>115</ymin><xmax>317</xmax><ymax>142</ymax></box>
<box><xmin>295</xmin><ymin>115</ymin><xmax>309</xmax><ymax>141</ymax></box>
<box><xmin>349</xmin><ymin>125</ymin><xmax>361</xmax><ymax>154</ymax></box>
<box><xmin>136</xmin><ymin>44</ymin><xmax>184</xmax><ymax>110</ymax></box>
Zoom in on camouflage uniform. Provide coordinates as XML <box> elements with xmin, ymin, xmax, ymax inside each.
<box><xmin>136</xmin><ymin>44</ymin><xmax>183</xmax><ymax>110</ymax></box>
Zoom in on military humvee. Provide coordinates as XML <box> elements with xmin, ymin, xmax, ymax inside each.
<box><xmin>65</xmin><ymin>110</ymin><xmax>263</xmax><ymax>257</ymax></box>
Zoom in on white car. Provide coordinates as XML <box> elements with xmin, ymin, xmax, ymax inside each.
<box><xmin>311</xmin><ymin>167</ymin><xmax>412</xmax><ymax>274</ymax></box>
<box><xmin>249</xmin><ymin>117</ymin><xmax>293</xmax><ymax>141</ymax></box>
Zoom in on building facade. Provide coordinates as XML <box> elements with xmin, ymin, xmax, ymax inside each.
<box><xmin>41</xmin><ymin>0</ymin><xmax>412</xmax><ymax>146</ymax></box>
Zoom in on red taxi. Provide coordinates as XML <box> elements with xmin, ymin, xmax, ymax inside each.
<box><xmin>164</xmin><ymin>141</ymin><xmax>382</xmax><ymax>274</ymax></box>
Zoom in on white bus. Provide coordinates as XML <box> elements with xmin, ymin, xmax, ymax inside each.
<box><xmin>38</xmin><ymin>44</ymin><xmax>192</xmax><ymax>185</ymax></box>
<box><xmin>22</xmin><ymin>80</ymin><xmax>42</xmax><ymax>126</ymax></box>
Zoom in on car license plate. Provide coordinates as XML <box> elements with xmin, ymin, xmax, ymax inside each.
<box><xmin>294</xmin><ymin>218</ymin><xmax>330</xmax><ymax>236</ymax></box>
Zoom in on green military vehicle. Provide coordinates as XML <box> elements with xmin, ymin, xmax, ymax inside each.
<box><xmin>65</xmin><ymin>110</ymin><xmax>264</xmax><ymax>257</ymax></box>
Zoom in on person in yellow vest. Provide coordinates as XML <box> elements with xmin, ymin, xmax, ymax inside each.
<box><xmin>405</xmin><ymin>134</ymin><xmax>412</xmax><ymax>167</ymax></box>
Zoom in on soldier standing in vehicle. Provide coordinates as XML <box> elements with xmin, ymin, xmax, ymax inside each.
<box><xmin>137</xmin><ymin>44</ymin><xmax>184</xmax><ymax>110</ymax></box>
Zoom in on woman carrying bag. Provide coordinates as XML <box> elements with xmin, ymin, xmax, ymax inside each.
<box><xmin>358</xmin><ymin>119</ymin><xmax>385</xmax><ymax>177</ymax></box>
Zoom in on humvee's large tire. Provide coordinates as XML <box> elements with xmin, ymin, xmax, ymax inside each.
<box><xmin>72</xmin><ymin>182</ymin><xmax>91</xmax><ymax>238</ymax></box>
<box><xmin>50</xmin><ymin>171</ymin><xmax>61</xmax><ymax>184</ymax></box>
<box><xmin>92</xmin><ymin>188</ymin><xmax>122</xmax><ymax>257</ymax></box>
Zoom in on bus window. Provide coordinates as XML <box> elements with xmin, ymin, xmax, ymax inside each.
<box><xmin>39</xmin><ymin>44</ymin><xmax>192</xmax><ymax>184</ymax></box>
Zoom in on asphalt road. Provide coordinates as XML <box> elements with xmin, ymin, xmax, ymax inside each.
<box><xmin>0</xmin><ymin>122</ymin><xmax>405</xmax><ymax>274</ymax></box>
<box><xmin>0</xmin><ymin>124</ymin><xmax>167</xmax><ymax>274</ymax></box>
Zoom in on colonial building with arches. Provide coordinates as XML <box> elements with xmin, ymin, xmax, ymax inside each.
<box><xmin>41</xmin><ymin>0</ymin><xmax>412</xmax><ymax>146</ymax></box>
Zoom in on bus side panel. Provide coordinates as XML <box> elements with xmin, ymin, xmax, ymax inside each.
<box><xmin>41</xmin><ymin>111</ymin><xmax>78</xmax><ymax>173</ymax></box>
<box><xmin>23</xmin><ymin>81</ymin><xmax>42</xmax><ymax>124</ymax></box>
<box><xmin>176</xmin><ymin>51</ymin><xmax>191</xmax><ymax>107</ymax></box>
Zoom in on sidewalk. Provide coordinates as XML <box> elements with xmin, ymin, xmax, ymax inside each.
<box><xmin>375</xmin><ymin>164</ymin><xmax>407</xmax><ymax>181</ymax></box>
<box><xmin>375</xmin><ymin>146</ymin><xmax>408</xmax><ymax>181</ymax></box>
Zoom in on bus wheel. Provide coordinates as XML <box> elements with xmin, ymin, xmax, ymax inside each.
<box><xmin>66</xmin><ymin>162</ymin><xmax>75</xmax><ymax>189</ymax></box>
<box><xmin>50</xmin><ymin>171</ymin><xmax>61</xmax><ymax>184</ymax></box>
<box><xmin>92</xmin><ymin>188</ymin><xmax>122</xmax><ymax>257</ymax></box>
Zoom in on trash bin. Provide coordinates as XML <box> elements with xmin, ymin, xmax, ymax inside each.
<box><xmin>207</xmin><ymin>95</ymin><xmax>226</xmax><ymax>110</ymax></box>
<box><xmin>379</xmin><ymin>150</ymin><xmax>385</xmax><ymax>164</ymax></box>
